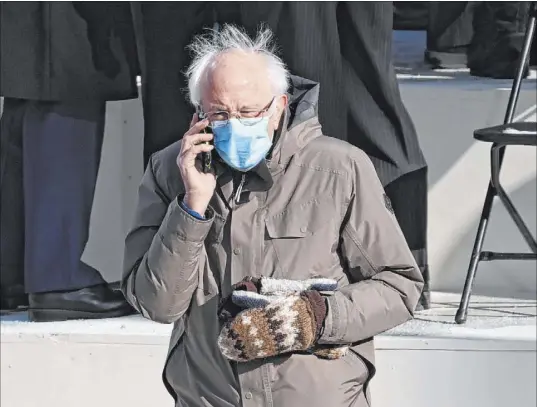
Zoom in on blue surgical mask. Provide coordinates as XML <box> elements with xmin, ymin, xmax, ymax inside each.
<box><xmin>212</xmin><ymin>117</ymin><xmax>272</xmax><ymax>172</ymax></box>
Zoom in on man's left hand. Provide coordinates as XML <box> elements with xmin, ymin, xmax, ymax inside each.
<box><xmin>217</xmin><ymin>291</ymin><xmax>327</xmax><ymax>362</ymax></box>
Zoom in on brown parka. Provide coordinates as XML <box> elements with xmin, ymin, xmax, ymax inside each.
<box><xmin>122</xmin><ymin>77</ymin><xmax>423</xmax><ymax>407</ymax></box>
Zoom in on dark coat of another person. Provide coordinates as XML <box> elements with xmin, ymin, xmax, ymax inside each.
<box><xmin>0</xmin><ymin>1</ymin><xmax>139</xmax><ymax>101</ymax></box>
<box><xmin>129</xmin><ymin>2</ymin><xmax>215</xmax><ymax>167</ymax></box>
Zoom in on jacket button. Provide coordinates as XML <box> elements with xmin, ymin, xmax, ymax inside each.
<box><xmin>233</xmin><ymin>248</ymin><xmax>241</xmax><ymax>255</ymax></box>
<box><xmin>244</xmin><ymin>392</ymin><xmax>253</xmax><ymax>400</ymax></box>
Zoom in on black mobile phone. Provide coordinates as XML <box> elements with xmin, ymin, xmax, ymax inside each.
<box><xmin>196</xmin><ymin>107</ymin><xmax>213</xmax><ymax>173</ymax></box>
<box><xmin>201</xmin><ymin>125</ymin><xmax>213</xmax><ymax>173</ymax></box>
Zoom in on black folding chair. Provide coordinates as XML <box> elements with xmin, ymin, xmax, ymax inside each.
<box><xmin>455</xmin><ymin>3</ymin><xmax>537</xmax><ymax>324</ymax></box>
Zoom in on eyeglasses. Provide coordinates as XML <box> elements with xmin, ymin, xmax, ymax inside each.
<box><xmin>200</xmin><ymin>97</ymin><xmax>276</xmax><ymax>126</ymax></box>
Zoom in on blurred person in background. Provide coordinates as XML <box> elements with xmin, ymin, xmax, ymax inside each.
<box><xmin>394</xmin><ymin>1</ymin><xmax>534</xmax><ymax>77</ymax></box>
<box><xmin>0</xmin><ymin>2</ymin><xmax>138</xmax><ymax>321</ymax></box>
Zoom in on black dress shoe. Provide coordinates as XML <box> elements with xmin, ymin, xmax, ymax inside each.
<box><xmin>107</xmin><ymin>281</ymin><xmax>121</xmax><ymax>292</ymax></box>
<box><xmin>0</xmin><ymin>284</ymin><xmax>29</xmax><ymax>311</ymax></box>
<box><xmin>28</xmin><ymin>284</ymin><xmax>135</xmax><ymax>322</ymax></box>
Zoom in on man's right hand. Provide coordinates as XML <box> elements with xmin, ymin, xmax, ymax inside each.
<box><xmin>177</xmin><ymin>114</ymin><xmax>216</xmax><ymax>215</ymax></box>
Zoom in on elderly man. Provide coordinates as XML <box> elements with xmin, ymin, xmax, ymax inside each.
<box><xmin>123</xmin><ymin>25</ymin><xmax>423</xmax><ymax>407</ymax></box>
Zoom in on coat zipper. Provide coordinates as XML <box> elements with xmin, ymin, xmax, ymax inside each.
<box><xmin>234</xmin><ymin>174</ymin><xmax>246</xmax><ymax>205</ymax></box>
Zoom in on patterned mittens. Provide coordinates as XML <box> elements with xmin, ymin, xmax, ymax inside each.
<box><xmin>217</xmin><ymin>277</ymin><xmax>349</xmax><ymax>362</ymax></box>
<box><xmin>218</xmin><ymin>277</ymin><xmax>262</xmax><ymax>323</ymax></box>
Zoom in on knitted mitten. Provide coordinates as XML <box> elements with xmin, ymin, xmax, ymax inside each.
<box><xmin>218</xmin><ymin>290</ymin><xmax>328</xmax><ymax>362</ymax></box>
<box><xmin>218</xmin><ymin>276</ymin><xmax>335</xmax><ymax>322</ymax></box>
<box><xmin>218</xmin><ymin>276</ymin><xmax>349</xmax><ymax>361</ymax></box>
<box><xmin>218</xmin><ymin>277</ymin><xmax>261</xmax><ymax>323</ymax></box>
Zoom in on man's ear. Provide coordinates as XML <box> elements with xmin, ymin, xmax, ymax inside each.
<box><xmin>272</xmin><ymin>94</ymin><xmax>288</xmax><ymax>126</ymax></box>
<box><xmin>277</xmin><ymin>94</ymin><xmax>288</xmax><ymax>112</ymax></box>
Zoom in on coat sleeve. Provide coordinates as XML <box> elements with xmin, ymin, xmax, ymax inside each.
<box><xmin>319</xmin><ymin>148</ymin><xmax>424</xmax><ymax>344</ymax></box>
<box><xmin>121</xmin><ymin>156</ymin><xmax>213</xmax><ymax>324</ymax></box>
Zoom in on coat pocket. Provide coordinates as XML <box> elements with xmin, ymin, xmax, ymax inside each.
<box><xmin>265</xmin><ymin>195</ymin><xmax>334</xmax><ymax>238</ymax></box>
<box><xmin>264</xmin><ymin>195</ymin><xmax>339</xmax><ymax>279</ymax></box>
<box><xmin>268</xmin><ymin>352</ymin><xmax>370</xmax><ymax>407</ymax></box>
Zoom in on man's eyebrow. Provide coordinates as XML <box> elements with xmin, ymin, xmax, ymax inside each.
<box><xmin>209</xmin><ymin>104</ymin><xmax>262</xmax><ymax>111</ymax></box>
<box><xmin>240</xmin><ymin>98</ymin><xmax>274</xmax><ymax>110</ymax></box>
<box><xmin>209</xmin><ymin>104</ymin><xmax>228</xmax><ymax>111</ymax></box>
<box><xmin>238</xmin><ymin>104</ymin><xmax>263</xmax><ymax>110</ymax></box>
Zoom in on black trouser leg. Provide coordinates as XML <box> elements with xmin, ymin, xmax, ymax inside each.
<box><xmin>0</xmin><ymin>98</ymin><xmax>26</xmax><ymax>304</ymax></box>
<box><xmin>23</xmin><ymin>100</ymin><xmax>107</xmax><ymax>293</ymax></box>
<box><xmin>426</xmin><ymin>2</ymin><xmax>476</xmax><ymax>68</ymax></box>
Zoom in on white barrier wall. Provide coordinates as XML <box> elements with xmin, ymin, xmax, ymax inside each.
<box><xmin>82</xmin><ymin>77</ymin><xmax>537</xmax><ymax>300</ymax></box>
<box><xmin>2</xmin><ymin>323</ymin><xmax>536</xmax><ymax>407</ymax></box>
<box><xmin>2</xmin><ymin>292</ymin><xmax>536</xmax><ymax>407</ymax></box>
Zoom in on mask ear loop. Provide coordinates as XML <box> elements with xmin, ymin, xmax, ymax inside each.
<box><xmin>267</xmin><ymin>96</ymin><xmax>285</xmax><ymax>131</ymax></box>
<box><xmin>266</xmin><ymin>97</ymin><xmax>278</xmax><ymax>118</ymax></box>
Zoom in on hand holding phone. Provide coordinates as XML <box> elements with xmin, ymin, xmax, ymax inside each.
<box><xmin>176</xmin><ymin>113</ymin><xmax>216</xmax><ymax>215</ymax></box>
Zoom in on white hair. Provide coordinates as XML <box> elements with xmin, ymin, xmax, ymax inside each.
<box><xmin>186</xmin><ymin>24</ymin><xmax>290</xmax><ymax>106</ymax></box>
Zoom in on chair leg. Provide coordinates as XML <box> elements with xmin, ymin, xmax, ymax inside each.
<box><xmin>491</xmin><ymin>145</ymin><xmax>537</xmax><ymax>253</ymax></box>
<box><xmin>455</xmin><ymin>182</ymin><xmax>496</xmax><ymax>324</ymax></box>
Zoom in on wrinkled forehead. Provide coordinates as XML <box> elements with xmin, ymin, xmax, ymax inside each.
<box><xmin>201</xmin><ymin>51</ymin><xmax>274</xmax><ymax>111</ymax></box>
